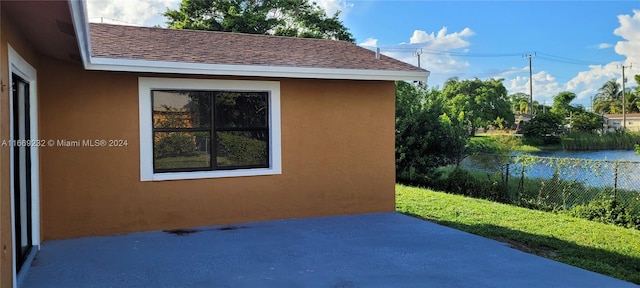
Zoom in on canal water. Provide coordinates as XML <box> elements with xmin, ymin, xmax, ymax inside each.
<box><xmin>517</xmin><ymin>150</ymin><xmax>639</xmax><ymax>191</ymax></box>
<box><xmin>463</xmin><ymin>149</ymin><xmax>639</xmax><ymax>191</ymax></box>
<box><xmin>530</xmin><ymin>149</ymin><xmax>639</xmax><ymax>161</ymax></box>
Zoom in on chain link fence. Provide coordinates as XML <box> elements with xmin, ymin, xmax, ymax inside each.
<box><xmin>459</xmin><ymin>154</ymin><xmax>640</xmax><ymax>215</ymax></box>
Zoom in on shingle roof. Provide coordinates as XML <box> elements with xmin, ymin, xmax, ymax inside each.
<box><xmin>89</xmin><ymin>23</ymin><xmax>426</xmax><ymax>73</ymax></box>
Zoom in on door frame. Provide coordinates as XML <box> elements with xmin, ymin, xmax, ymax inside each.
<box><xmin>8</xmin><ymin>45</ymin><xmax>40</xmax><ymax>287</ymax></box>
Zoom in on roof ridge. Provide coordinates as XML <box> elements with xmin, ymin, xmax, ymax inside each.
<box><xmin>89</xmin><ymin>22</ymin><xmax>353</xmax><ymax>44</ymax></box>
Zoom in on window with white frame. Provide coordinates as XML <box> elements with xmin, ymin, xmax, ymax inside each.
<box><xmin>139</xmin><ymin>78</ymin><xmax>281</xmax><ymax>181</ymax></box>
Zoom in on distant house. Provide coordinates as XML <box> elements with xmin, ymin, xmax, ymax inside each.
<box><xmin>603</xmin><ymin>114</ymin><xmax>640</xmax><ymax>132</ymax></box>
<box><xmin>0</xmin><ymin>1</ymin><xmax>429</xmax><ymax>286</ymax></box>
<box><xmin>512</xmin><ymin>113</ymin><xmax>532</xmax><ymax>133</ymax></box>
<box><xmin>514</xmin><ymin>113</ymin><xmax>533</xmax><ymax>123</ymax></box>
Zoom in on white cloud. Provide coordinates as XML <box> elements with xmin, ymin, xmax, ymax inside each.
<box><xmin>87</xmin><ymin>0</ymin><xmax>352</xmax><ymax>27</ymax></box>
<box><xmin>409</xmin><ymin>27</ymin><xmax>475</xmax><ymax>50</ymax></box>
<box><xmin>588</xmin><ymin>43</ymin><xmax>613</xmax><ymax>49</ymax></box>
<box><xmin>598</xmin><ymin>43</ymin><xmax>613</xmax><ymax>49</ymax></box>
<box><xmin>560</xmin><ymin>10</ymin><xmax>640</xmax><ymax>106</ymax></box>
<box><xmin>613</xmin><ymin>9</ymin><xmax>640</xmax><ymax>66</ymax></box>
<box><xmin>314</xmin><ymin>0</ymin><xmax>353</xmax><ymax>18</ymax></box>
<box><xmin>566</xmin><ymin>63</ymin><xmax>621</xmax><ymax>101</ymax></box>
<box><xmin>506</xmin><ymin>71</ymin><xmax>562</xmax><ymax>105</ymax></box>
<box><xmin>359</xmin><ymin>38</ymin><xmax>378</xmax><ymax>47</ymax></box>
<box><xmin>87</xmin><ymin>0</ymin><xmax>183</xmax><ymax>27</ymax></box>
<box><xmin>492</xmin><ymin>66</ymin><xmax>529</xmax><ymax>79</ymax></box>
<box><xmin>372</xmin><ymin>27</ymin><xmax>474</xmax><ymax>86</ymax></box>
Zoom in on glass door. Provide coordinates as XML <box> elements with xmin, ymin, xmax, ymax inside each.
<box><xmin>12</xmin><ymin>74</ymin><xmax>32</xmax><ymax>272</ymax></box>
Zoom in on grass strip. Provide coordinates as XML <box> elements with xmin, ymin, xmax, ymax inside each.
<box><xmin>396</xmin><ymin>184</ymin><xmax>640</xmax><ymax>284</ymax></box>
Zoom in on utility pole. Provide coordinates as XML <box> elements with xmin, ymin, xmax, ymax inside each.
<box><xmin>413</xmin><ymin>49</ymin><xmax>423</xmax><ymax>69</ymax></box>
<box><xmin>620</xmin><ymin>64</ymin><xmax>632</xmax><ymax>130</ymax></box>
<box><xmin>524</xmin><ymin>53</ymin><xmax>536</xmax><ymax>117</ymax></box>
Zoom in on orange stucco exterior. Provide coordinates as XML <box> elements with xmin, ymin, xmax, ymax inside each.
<box><xmin>1</xmin><ymin>10</ymin><xmax>42</xmax><ymax>287</ymax></box>
<box><xmin>38</xmin><ymin>58</ymin><xmax>397</xmax><ymax>240</ymax></box>
<box><xmin>2</xmin><ymin>4</ymin><xmax>397</xmax><ymax>286</ymax></box>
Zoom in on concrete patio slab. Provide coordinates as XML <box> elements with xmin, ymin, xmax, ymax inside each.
<box><xmin>23</xmin><ymin>212</ymin><xmax>637</xmax><ymax>288</ymax></box>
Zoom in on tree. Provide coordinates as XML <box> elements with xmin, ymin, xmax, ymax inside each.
<box><xmin>593</xmin><ymin>79</ymin><xmax>623</xmax><ymax>114</ymax></box>
<box><xmin>522</xmin><ymin>113</ymin><xmax>562</xmax><ymax>139</ymax></box>
<box><xmin>164</xmin><ymin>0</ymin><xmax>355</xmax><ymax>42</ymax></box>
<box><xmin>626</xmin><ymin>91</ymin><xmax>640</xmax><ymax>113</ymax></box>
<box><xmin>533</xmin><ymin>100</ymin><xmax>551</xmax><ymax>115</ymax></box>
<box><xmin>509</xmin><ymin>92</ymin><xmax>530</xmax><ymax>114</ymax></box>
<box><xmin>631</xmin><ymin>74</ymin><xmax>640</xmax><ymax>112</ymax></box>
<box><xmin>395</xmin><ymin>81</ymin><xmax>468</xmax><ymax>185</ymax></box>
<box><xmin>442</xmin><ymin>78</ymin><xmax>514</xmax><ymax>136</ymax></box>
<box><xmin>593</xmin><ymin>79</ymin><xmax>640</xmax><ymax>114</ymax></box>
<box><xmin>571</xmin><ymin>111</ymin><xmax>604</xmax><ymax>133</ymax></box>
<box><xmin>550</xmin><ymin>91</ymin><xmax>577</xmax><ymax>119</ymax></box>
<box><xmin>636</xmin><ymin>75</ymin><xmax>640</xmax><ymax>97</ymax></box>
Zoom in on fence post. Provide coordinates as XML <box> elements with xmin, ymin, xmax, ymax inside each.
<box><xmin>519</xmin><ymin>163</ymin><xmax>525</xmax><ymax>196</ymax></box>
<box><xmin>613</xmin><ymin>162</ymin><xmax>619</xmax><ymax>202</ymax></box>
<box><xmin>505</xmin><ymin>163</ymin><xmax>510</xmax><ymax>200</ymax></box>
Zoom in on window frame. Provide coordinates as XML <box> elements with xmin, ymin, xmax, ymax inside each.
<box><xmin>139</xmin><ymin>77</ymin><xmax>281</xmax><ymax>181</ymax></box>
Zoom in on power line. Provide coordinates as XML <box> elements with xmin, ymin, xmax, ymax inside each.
<box><xmin>88</xmin><ymin>17</ymin><xmax>136</xmax><ymax>25</ymax></box>
<box><xmin>373</xmin><ymin>47</ymin><xmax>617</xmax><ymax>66</ymax></box>
<box><xmin>537</xmin><ymin>52</ymin><xmax>611</xmax><ymax>66</ymax></box>
<box><xmin>379</xmin><ymin>47</ymin><xmax>522</xmax><ymax>58</ymax></box>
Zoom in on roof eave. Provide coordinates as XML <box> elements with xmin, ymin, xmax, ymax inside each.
<box><xmin>87</xmin><ymin>57</ymin><xmax>430</xmax><ymax>81</ymax></box>
<box><xmin>69</xmin><ymin>0</ymin><xmax>429</xmax><ymax>82</ymax></box>
<box><xmin>68</xmin><ymin>0</ymin><xmax>91</xmax><ymax>67</ymax></box>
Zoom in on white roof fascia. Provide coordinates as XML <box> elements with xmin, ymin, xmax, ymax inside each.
<box><xmin>87</xmin><ymin>57</ymin><xmax>430</xmax><ymax>81</ymax></box>
<box><xmin>68</xmin><ymin>0</ymin><xmax>92</xmax><ymax>68</ymax></box>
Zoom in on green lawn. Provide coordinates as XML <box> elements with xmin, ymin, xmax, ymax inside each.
<box><xmin>155</xmin><ymin>152</ymin><xmax>233</xmax><ymax>169</ymax></box>
<box><xmin>396</xmin><ymin>184</ymin><xmax>640</xmax><ymax>284</ymax></box>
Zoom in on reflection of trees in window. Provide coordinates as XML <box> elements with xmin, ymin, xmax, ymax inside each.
<box><xmin>217</xmin><ymin>131</ymin><xmax>267</xmax><ymax>167</ymax></box>
<box><xmin>215</xmin><ymin>92</ymin><xmax>267</xmax><ymax>128</ymax></box>
<box><xmin>215</xmin><ymin>91</ymin><xmax>268</xmax><ymax>167</ymax></box>
<box><xmin>152</xmin><ymin>90</ymin><xmax>269</xmax><ymax>172</ymax></box>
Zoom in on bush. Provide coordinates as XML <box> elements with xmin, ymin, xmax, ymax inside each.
<box><xmin>444</xmin><ymin>168</ymin><xmax>508</xmax><ymax>203</ymax></box>
<box><xmin>569</xmin><ymin>196</ymin><xmax>640</xmax><ymax>230</ymax></box>
<box><xmin>446</xmin><ymin>168</ymin><xmax>475</xmax><ymax>195</ymax></box>
<box><xmin>523</xmin><ymin>113</ymin><xmax>562</xmax><ymax>137</ymax></box>
<box><xmin>395</xmin><ymin>81</ymin><xmax>468</xmax><ymax>185</ymax></box>
<box><xmin>217</xmin><ymin>132</ymin><xmax>266</xmax><ymax>166</ymax></box>
<box><xmin>154</xmin><ymin>132</ymin><xmax>197</xmax><ymax>158</ymax></box>
<box><xmin>522</xmin><ymin>113</ymin><xmax>562</xmax><ymax>146</ymax></box>
<box><xmin>522</xmin><ymin>134</ymin><xmax>561</xmax><ymax>147</ymax></box>
<box><xmin>562</xmin><ymin>131</ymin><xmax>640</xmax><ymax>150</ymax></box>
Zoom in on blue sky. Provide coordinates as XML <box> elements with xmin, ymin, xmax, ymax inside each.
<box><xmin>87</xmin><ymin>0</ymin><xmax>640</xmax><ymax>108</ymax></box>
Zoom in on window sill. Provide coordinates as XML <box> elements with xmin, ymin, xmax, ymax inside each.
<box><xmin>142</xmin><ymin>167</ymin><xmax>281</xmax><ymax>181</ymax></box>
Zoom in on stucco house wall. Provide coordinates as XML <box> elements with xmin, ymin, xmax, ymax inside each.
<box><xmin>604</xmin><ymin>114</ymin><xmax>640</xmax><ymax>132</ymax></box>
<box><xmin>1</xmin><ymin>12</ymin><xmax>43</xmax><ymax>287</ymax></box>
<box><xmin>38</xmin><ymin>57</ymin><xmax>397</xmax><ymax>240</ymax></box>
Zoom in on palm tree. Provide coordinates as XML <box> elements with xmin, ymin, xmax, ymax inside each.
<box><xmin>593</xmin><ymin>79</ymin><xmax>622</xmax><ymax>114</ymax></box>
<box><xmin>625</xmin><ymin>89</ymin><xmax>640</xmax><ymax>113</ymax></box>
<box><xmin>508</xmin><ymin>92</ymin><xmax>530</xmax><ymax>114</ymax></box>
